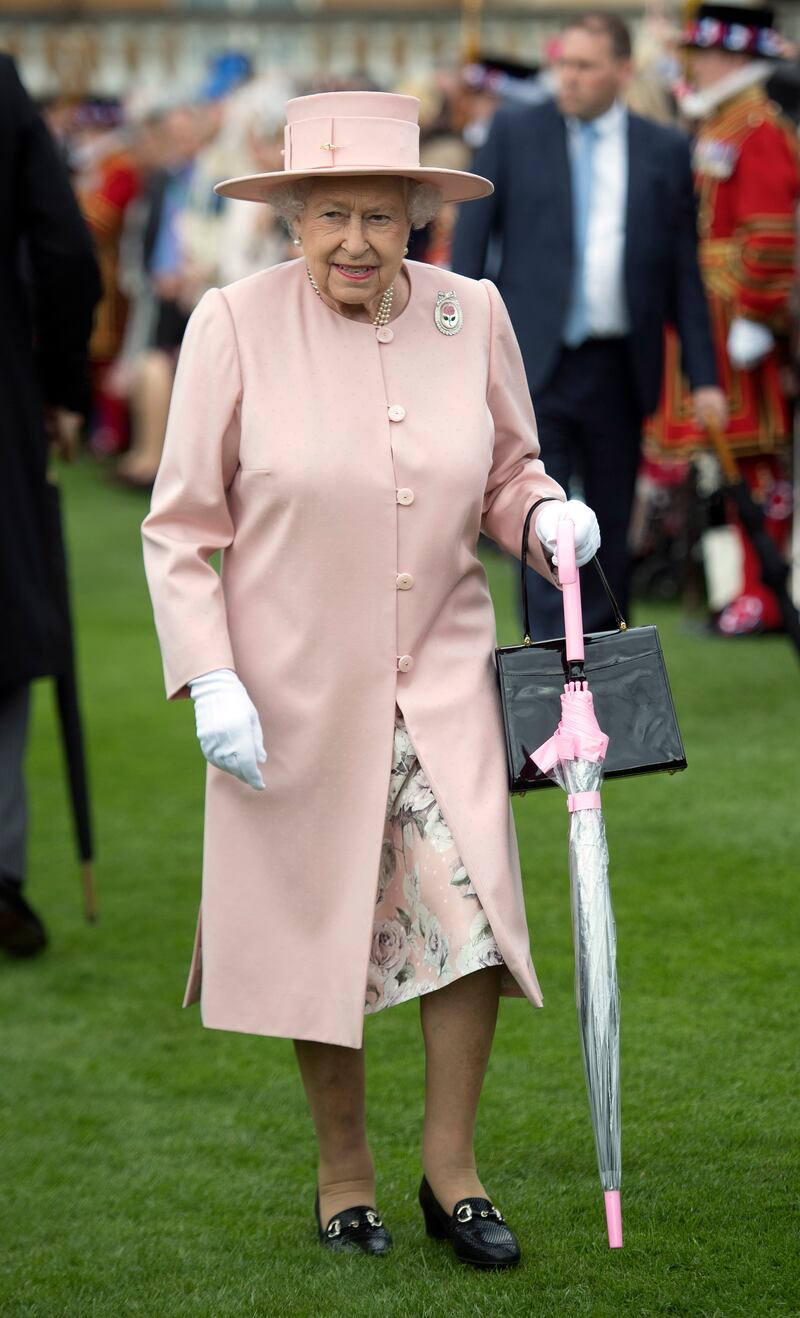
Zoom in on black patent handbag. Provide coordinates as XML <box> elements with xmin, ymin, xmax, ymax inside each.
<box><xmin>495</xmin><ymin>501</ymin><xmax>688</xmax><ymax>793</ymax></box>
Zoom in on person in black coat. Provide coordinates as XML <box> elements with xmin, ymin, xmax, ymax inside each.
<box><xmin>451</xmin><ymin>11</ymin><xmax>728</xmax><ymax>637</ymax></box>
<box><xmin>0</xmin><ymin>55</ymin><xmax>101</xmax><ymax>954</ymax></box>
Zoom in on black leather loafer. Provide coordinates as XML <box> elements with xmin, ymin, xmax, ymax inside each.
<box><xmin>314</xmin><ymin>1190</ymin><xmax>393</xmax><ymax>1256</ymax></box>
<box><xmin>419</xmin><ymin>1175</ymin><xmax>521</xmax><ymax>1269</ymax></box>
<box><xmin>0</xmin><ymin>878</ymin><xmax>47</xmax><ymax>957</ymax></box>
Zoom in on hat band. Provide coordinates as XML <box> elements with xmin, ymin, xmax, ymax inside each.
<box><xmin>685</xmin><ymin>18</ymin><xmax>781</xmax><ymax>56</ymax></box>
<box><xmin>284</xmin><ymin>115</ymin><xmax>421</xmax><ymax>173</ymax></box>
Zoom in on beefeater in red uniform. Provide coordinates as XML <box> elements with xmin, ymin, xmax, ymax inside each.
<box><xmin>648</xmin><ymin>3</ymin><xmax>799</xmax><ymax>635</ymax></box>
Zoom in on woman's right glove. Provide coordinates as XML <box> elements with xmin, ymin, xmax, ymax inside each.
<box><xmin>535</xmin><ymin>498</ymin><xmax>601</xmax><ymax>568</ymax></box>
<box><xmin>188</xmin><ymin>668</ymin><xmax>267</xmax><ymax>791</ymax></box>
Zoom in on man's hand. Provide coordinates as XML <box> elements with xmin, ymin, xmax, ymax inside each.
<box><xmin>152</xmin><ymin>272</ymin><xmax>181</xmax><ymax>302</ymax></box>
<box><xmin>692</xmin><ymin>387</ymin><xmax>729</xmax><ymax>433</ymax></box>
<box><xmin>727</xmin><ymin>317</ymin><xmax>775</xmax><ymax>370</ymax></box>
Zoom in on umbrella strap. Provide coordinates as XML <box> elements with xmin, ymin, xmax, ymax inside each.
<box><xmin>568</xmin><ymin>791</ymin><xmax>602</xmax><ymax>812</ymax></box>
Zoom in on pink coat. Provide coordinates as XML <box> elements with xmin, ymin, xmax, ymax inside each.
<box><xmin>142</xmin><ymin>258</ymin><xmax>564</xmax><ymax>1048</ymax></box>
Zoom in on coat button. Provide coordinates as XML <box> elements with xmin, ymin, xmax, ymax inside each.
<box><xmin>387</xmin><ymin>404</ymin><xmax>406</xmax><ymax>422</ymax></box>
<box><xmin>396</xmin><ymin>488</ymin><xmax>415</xmax><ymax>505</ymax></box>
<box><xmin>376</xmin><ymin>327</ymin><xmax>394</xmax><ymax>343</ymax></box>
<box><xmin>397</xmin><ymin>655</ymin><xmax>414</xmax><ymax>673</ymax></box>
<box><xmin>396</xmin><ymin>573</ymin><xmax>414</xmax><ymax>590</ymax></box>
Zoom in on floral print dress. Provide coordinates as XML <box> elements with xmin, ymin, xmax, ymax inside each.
<box><xmin>365</xmin><ymin>714</ymin><xmax>515</xmax><ymax>1014</ymax></box>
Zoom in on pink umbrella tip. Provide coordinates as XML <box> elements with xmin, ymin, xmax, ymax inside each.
<box><xmin>604</xmin><ymin>1190</ymin><xmax>623</xmax><ymax>1248</ymax></box>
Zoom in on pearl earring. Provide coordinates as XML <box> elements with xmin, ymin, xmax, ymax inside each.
<box><xmin>292</xmin><ymin>237</ymin><xmax>301</xmax><ymax>246</ymax></box>
<box><xmin>403</xmin><ymin>246</ymin><xmax>409</xmax><ymax>255</ymax></box>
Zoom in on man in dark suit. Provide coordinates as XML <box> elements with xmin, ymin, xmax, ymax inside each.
<box><xmin>452</xmin><ymin>11</ymin><xmax>727</xmax><ymax>637</ymax></box>
<box><xmin>0</xmin><ymin>55</ymin><xmax>100</xmax><ymax>953</ymax></box>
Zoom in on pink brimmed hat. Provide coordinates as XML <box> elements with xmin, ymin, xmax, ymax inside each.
<box><xmin>214</xmin><ymin>90</ymin><xmax>493</xmax><ymax>205</ymax></box>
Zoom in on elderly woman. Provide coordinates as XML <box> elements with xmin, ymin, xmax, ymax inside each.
<box><xmin>142</xmin><ymin>91</ymin><xmax>600</xmax><ymax>1268</ymax></box>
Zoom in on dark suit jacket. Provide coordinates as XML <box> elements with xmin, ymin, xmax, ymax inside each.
<box><xmin>451</xmin><ymin>98</ymin><xmax>717</xmax><ymax>416</ymax></box>
<box><xmin>0</xmin><ymin>55</ymin><xmax>100</xmax><ymax>688</ymax></box>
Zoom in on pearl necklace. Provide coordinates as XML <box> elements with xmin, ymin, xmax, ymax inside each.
<box><xmin>307</xmin><ymin>267</ymin><xmax>394</xmax><ymax>327</ymax></box>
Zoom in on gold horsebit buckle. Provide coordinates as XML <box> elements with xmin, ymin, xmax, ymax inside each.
<box><xmin>326</xmin><ymin>1209</ymin><xmax>383</xmax><ymax>1238</ymax></box>
<box><xmin>455</xmin><ymin>1203</ymin><xmax>505</xmax><ymax>1224</ymax></box>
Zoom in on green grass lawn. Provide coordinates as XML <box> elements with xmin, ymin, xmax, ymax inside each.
<box><xmin>1</xmin><ymin>458</ymin><xmax>798</xmax><ymax>1317</ymax></box>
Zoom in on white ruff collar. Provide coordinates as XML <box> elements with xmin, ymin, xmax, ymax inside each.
<box><xmin>681</xmin><ymin>60</ymin><xmax>772</xmax><ymax>121</ymax></box>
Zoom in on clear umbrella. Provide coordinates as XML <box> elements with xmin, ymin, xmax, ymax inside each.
<box><xmin>530</xmin><ymin>518</ymin><xmax>622</xmax><ymax>1249</ymax></box>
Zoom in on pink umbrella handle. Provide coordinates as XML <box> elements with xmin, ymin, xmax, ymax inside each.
<box><xmin>556</xmin><ymin>518</ymin><xmax>585</xmax><ymax>664</ymax></box>
<box><xmin>605</xmin><ymin>1191</ymin><xmax>623</xmax><ymax>1248</ymax></box>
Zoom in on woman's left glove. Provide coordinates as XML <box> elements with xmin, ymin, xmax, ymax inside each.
<box><xmin>535</xmin><ymin>499</ymin><xmax>601</xmax><ymax>568</ymax></box>
<box><xmin>188</xmin><ymin>668</ymin><xmax>267</xmax><ymax>791</ymax></box>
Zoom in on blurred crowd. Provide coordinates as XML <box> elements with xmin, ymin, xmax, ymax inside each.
<box><xmin>32</xmin><ymin>5</ymin><xmax>800</xmax><ymax>619</ymax></box>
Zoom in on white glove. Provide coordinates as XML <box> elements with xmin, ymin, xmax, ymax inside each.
<box><xmin>535</xmin><ymin>499</ymin><xmax>601</xmax><ymax>568</ymax></box>
<box><xmin>188</xmin><ymin>668</ymin><xmax>267</xmax><ymax>791</ymax></box>
<box><xmin>727</xmin><ymin>317</ymin><xmax>774</xmax><ymax>370</ymax></box>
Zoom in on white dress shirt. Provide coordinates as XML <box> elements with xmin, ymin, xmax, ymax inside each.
<box><xmin>566</xmin><ymin>100</ymin><xmax>630</xmax><ymax>339</ymax></box>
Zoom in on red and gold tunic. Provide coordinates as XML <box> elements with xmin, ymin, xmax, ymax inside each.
<box><xmin>648</xmin><ymin>83</ymin><xmax>799</xmax><ymax>458</ymax></box>
<box><xmin>77</xmin><ymin>149</ymin><xmax>140</xmax><ymax>365</ymax></box>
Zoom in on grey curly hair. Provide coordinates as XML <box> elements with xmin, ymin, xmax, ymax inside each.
<box><xmin>268</xmin><ymin>176</ymin><xmax>442</xmax><ymax>232</ymax></box>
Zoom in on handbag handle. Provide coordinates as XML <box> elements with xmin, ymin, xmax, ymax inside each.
<box><xmin>519</xmin><ymin>498</ymin><xmax>627</xmax><ymax>643</ymax></box>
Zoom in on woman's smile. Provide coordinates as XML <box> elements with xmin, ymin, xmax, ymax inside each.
<box><xmin>332</xmin><ymin>263</ymin><xmax>378</xmax><ymax>282</ymax></box>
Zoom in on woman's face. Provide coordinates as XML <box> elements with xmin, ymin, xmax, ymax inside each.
<box><xmin>295</xmin><ymin>176</ymin><xmax>411</xmax><ymax>312</ymax></box>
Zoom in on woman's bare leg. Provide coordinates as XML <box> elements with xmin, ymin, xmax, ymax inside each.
<box><xmin>420</xmin><ymin>966</ymin><xmax>503</xmax><ymax>1213</ymax></box>
<box><xmin>118</xmin><ymin>349</ymin><xmax>173</xmax><ymax>481</ymax></box>
<box><xmin>293</xmin><ymin>1039</ymin><xmax>376</xmax><ymax>1227</ymax></box>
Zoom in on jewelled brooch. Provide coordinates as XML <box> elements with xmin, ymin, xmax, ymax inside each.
<box><xmin>434</xmin><ymin>290</ymin><xmax>463</xmax><ymax>336</ymax></box>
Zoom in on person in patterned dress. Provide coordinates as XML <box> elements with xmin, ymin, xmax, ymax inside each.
<box><xmin>649</xmin><ymin>3</ymin><xmax>799</xmax><ymax>635</ymax></box>
<box><xmin>143</xmin><ymin>90</ymin><xmax>604</xmax><ymax>1267</ymax></box>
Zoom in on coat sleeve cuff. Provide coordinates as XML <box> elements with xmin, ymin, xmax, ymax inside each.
<box><xmin>164</xmin><ymin>646</ymin><xmax>236</xmax><ymax>701</ymax></box>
